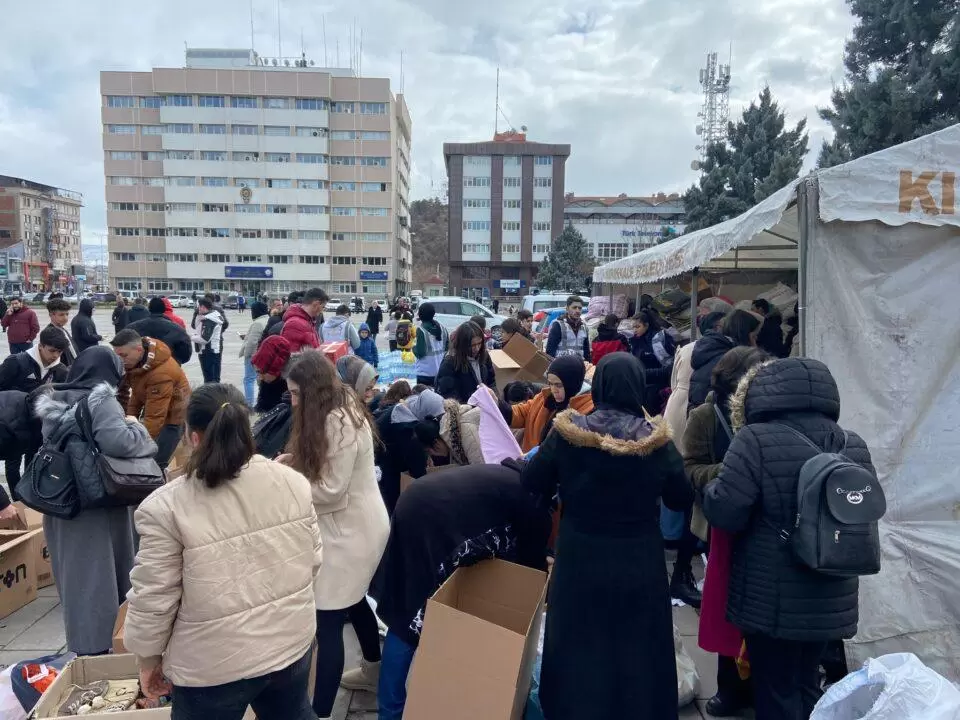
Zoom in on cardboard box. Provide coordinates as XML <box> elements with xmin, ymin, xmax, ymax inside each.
<box><xmin>113</xmin><ymin>600</ymin><xmax>129</xmax><ymax>654</ymax></box>
<box><xmin>403</xmin><ymin>559</ymin><xmax>548</xmax><ymax>720</ymax></box>
<box><xmin>490</xmin><ymin>335</ymin><xmax>551</xmax><ymax>399</ymax></box>
<box><xmin>1</xmin><ymin>504</ymin><xmax>55</xmax><ymax>589</ymax></box>
<box><xmin>0</xmin><ymin>529</ymin><xmax>41</xmax><ymax>620</ymax></box>
<box><xmin>319</xmin><ymin>341</ymin><xmax>349</xmax><ymax>365</ymax></box>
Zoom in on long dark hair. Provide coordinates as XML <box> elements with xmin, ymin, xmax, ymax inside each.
<box><xmin>723</xmin><ymin>309</ymin><xmax>761</xmax><ymax>347</ymax></box>
<box><xmin>285</xmin><ymin>350</ymin><xmax>372</xmax><ymax>481</ymax></box>
<box><xmin>711</xmin><ymin>347</ymin><xmax>770</xmax><ymax>398</ymax></box>
<box><xmin>450</xmin><ymin>321</ymin><xmax>487</xmax><ymax>373</ymax></box>
<box><xmin>184</xmin><ymin>384</ymin><xmax>255</xmax><ymax>489</ymax></box>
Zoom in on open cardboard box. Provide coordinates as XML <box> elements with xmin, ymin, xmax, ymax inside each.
<box><xmin>0</xmin><ymin>528</ymin><xmax>41</xmax><ymax>619</ymax></box>
<box><xmin>1</xmin><ymin>503</ymin><xmax>55</xmax><ymax>589</ymax></box>
<box><xmin>489</xmin><ymin>335</ymin><xmax>551</xmax><ymax>399</ymax></box>
<box><xmin>403</xmin><ymin>559</ymin><xmax>548</xmax><ymax>720</ymax></box>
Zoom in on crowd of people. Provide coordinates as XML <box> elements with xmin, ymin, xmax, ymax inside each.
<box><xmin>0</xmin><ymin>287</ymin><xmax>877</xmax><ymax>720</ymax></box>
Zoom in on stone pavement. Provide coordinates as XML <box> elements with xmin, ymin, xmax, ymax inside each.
<box><xmin>0</xmin><ymin>306</ymin><xmax>747</xmax><ymax>719</ymax></box>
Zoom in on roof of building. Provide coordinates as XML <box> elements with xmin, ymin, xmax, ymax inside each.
<box><xmin>0</xmin><ymin>176</ymin><xmax>83</xmax><ymax>203</ymax></box>
<box><xmin>564</xmin><ymin>192</ymin><xmax>681</xmax><ymax>208</ymax></box>
<box><xmin>424</xmin><ymin>275</ymin><xmax>446</xmax><ymax>285</ymax></box>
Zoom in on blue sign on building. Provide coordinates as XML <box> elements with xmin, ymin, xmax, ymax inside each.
<box><xmin>359</xmin><ymin>271</ymin><xmax>388</xmax><ymax>281</ymax></box>
<box><xmin>224</xmin><ymin>266</ymin><xmax>274</xmax><ymax>279</ymax></box>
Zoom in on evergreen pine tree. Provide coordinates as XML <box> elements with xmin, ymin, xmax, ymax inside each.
<box><xmin>536</xmin><ymin>224</ymin><xmax>595</xmax><ymax>291</ymax></box>
<box><xmin>818</xmin><ymin>0</ymin><xmax>960</xmax><ymax>166</ymax></box>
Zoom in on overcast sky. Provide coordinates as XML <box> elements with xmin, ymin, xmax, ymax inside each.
<box><xmin>0</xmin><ymin>0</ymin><xmax>855</xmax><ymax>256</ymax></box>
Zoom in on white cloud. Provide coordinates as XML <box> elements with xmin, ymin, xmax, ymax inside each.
<box><xmin>0</xmin><ymin>0</ymin><xmax>855</xmax><ymax>250</ymax></box>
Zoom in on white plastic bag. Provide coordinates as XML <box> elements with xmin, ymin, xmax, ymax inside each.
<box><xmin>811</xmin><ymin>653</ymin><xmax>960</xmax><ymax>720</ymax></box>
<box><xmin>0</xmin><ymin>666</ymin><xmax>27</xmax><ymax>720</ymax></box>
<box><xmin>675</xmin><ymin>624</ymin><xmax>699</xmax><ymax>707</ymax></box>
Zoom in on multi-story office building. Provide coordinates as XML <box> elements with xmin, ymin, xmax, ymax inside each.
<box><xmin>100</xmin><ymin>47</ymin><xmax>413</xmax><ymax>299</ymax></box>
<box><xmin>0</xmin><ymin>175</ymin><xmax>83</xmax><ymax>293</ymax></box>
<box><xmin>444</xmin><ymin>131</ymin><xmax>570</xmax><ymax>299</ymax></box>
<box><xmin>563</xmin><ymin>192</ymin><xmax>686</xmax><ymax>263</ymax></box>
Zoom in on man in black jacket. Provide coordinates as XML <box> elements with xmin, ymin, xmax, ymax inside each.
<box><xmin>128</xmin><ymin>298</ymin><xmax>193</xmax><ymax>365</ymax></box>
<box><xmin>704</xmin><ymin>357</ymin><xmax>874</xmax><ymax>719</ymax></box>
<box><xmin>127</xmin><ymin>297</ymin><xmax>150</xmax><ymax>324</ymax></box>
<box><xmin>70</xmin><ymin>299</ymin><xmax>102</xmax><ymax>352</ymax></box>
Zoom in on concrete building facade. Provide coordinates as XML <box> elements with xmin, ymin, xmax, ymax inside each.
<box><xmin>0</xmin><ymin>176</ymin><xmax>84</xmax><ymax>294</ymax></box>
<box><xmin>100</xmin><ymin>48</ymin><xmax>412</xmax><ymax>299</ymax></box>
<box><xmin>444</xmin><ymin>131</ymin><xmax>570</xmax><ymax>299</ymax></box>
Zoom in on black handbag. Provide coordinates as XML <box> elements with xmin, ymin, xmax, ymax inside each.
<box><xmin>19</xmin><ymin>423</ymin><xmax>82</xmax><ymax>520</ymax></box>
<box><xmin>75</xmin><ymin>397</ymin><xmax>166</xmax><ymax>506</ymax></box>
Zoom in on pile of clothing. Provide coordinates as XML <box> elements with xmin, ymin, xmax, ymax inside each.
<box><xmin>55</xmin><ymin>678</ymin><xmax>170</xmax><ymax>715</ymax></box>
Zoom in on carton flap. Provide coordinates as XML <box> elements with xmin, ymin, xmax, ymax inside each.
<box><xmin>489</xmin><ymin>349</ymin><xmax>521</xmax><ymax>371</ymax></box>
<box><xmin>0</xmin><ymin>529</ymin><xmax>40</xmax><ymax>554</ymax></box>
<box><xmin>502</xmin><ymin>336</ymin><xmax>551</xmax><ymax>379</ymax></box>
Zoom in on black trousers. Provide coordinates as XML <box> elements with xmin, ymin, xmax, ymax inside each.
<box><xmin>154</xmin><ymin>424</ymin><xmax>182</xmax><ymax>468</ymax></box>
<box><xmin>313</xmin><ymin>598</ymin><xmax>383</xmax><ymax>717</ymax></box>
<box><xmin>199</xmin><ymin>351</ymin><xmax>222</xmax><ymax>383</ymax></box>
<box><xmin>745</xmin><ymin>634</ymin><xmax>826</xmax><ymax>720</ymax></box>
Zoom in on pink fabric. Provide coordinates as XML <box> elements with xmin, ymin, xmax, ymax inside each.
<box><xmin>469</xmin><ymin>386</ymin><xmax>523</xmax><ymax>464</ymax></box>
<box><xmin>698</xmin><ymin>527</ymin><xmax>743</xmax><ymax>658</ymax></box>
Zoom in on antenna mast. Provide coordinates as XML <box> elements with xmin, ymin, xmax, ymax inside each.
<box><xmin>692</xmin><ymin>51</ymin><xmax>732</xmax><ymax>172</ymax></box>
<box><xmin>276</xmin><ymin>0</ymin><xmax>282</xmax><ymax>57</ymax></box>
<box><xmin>494</xmin><ymin>67</ymin><xmax>500</xmax><ymax>135</ymax></box>
<box><xmin>249</xmin><ymin>0</ymin><xmax>256</xmax><ymax>52</ymax></box>
<box><xmin>322</xmin><ymin>15</ymin><xmax>328</xmax><ymax>67</ymax></box>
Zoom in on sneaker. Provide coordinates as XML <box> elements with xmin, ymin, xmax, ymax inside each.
<box><xmin>340</xmin><ymin>659</ymin><xmax>380</xmax><ymax>693</ymax></box>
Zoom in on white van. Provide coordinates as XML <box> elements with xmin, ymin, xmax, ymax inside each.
<box><xmin>521</xmin><ymin>293</ymin><xmax>590</xmax><ymax>315</ymax></box>
<box><xmin>423</xmin><ymin>296</ymin><xmax>511</xmax><ymax>336</ymax></box>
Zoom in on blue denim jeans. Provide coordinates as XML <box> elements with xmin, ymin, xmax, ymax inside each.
<box><xmin>243</xmin><ymin>355</ymin><xmax>257</xmax><ymax>406</ymax></box>
<box><xmin>378</xmin><ymin>631</ymin><xmax>416</xmax><ymax>720</ymax></box>
<box><xmin>171</xmin><ymin>647</ymin><xmax>314</xmax><ymax>720</ymax></box>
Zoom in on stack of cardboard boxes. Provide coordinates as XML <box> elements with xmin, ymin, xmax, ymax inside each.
<box><xmin>0</xmin><ymin>503</ymin><xmax>51</xmax><ymax>620</ymax></box>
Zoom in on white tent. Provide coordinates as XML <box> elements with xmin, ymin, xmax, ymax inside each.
<box><xmin>595</xmin><ymin>125</ymin><xmax>960</xmax><ymax>679</ymax></box>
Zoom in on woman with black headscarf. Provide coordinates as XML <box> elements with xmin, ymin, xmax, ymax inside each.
<box><xmin>521</xmin><ymin>353</ymin><xmax>694</xmax><ymax>720</ymax></box>
<box><xmin>31</xmin><ymin>346</ymin><xmax>158</xmax><ymax>656</ymax></box>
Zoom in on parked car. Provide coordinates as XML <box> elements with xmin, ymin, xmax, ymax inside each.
<box><xmin>167</xmin><ymin>294</ymin><xmax>195</xmax><ymax>308</ymax></box>
<box><xmin>426</xmin><ymin>296</ymin><xmax>511</xmax><ymax>342</ymax></box>
<box><xmin>521</xmin><ymin>293</ymin><xmax>591</xmax><ymax>315</ymax></box>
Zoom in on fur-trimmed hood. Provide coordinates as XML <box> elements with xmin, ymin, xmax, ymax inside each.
<box><xmin>553</xmin><ymin>408</ymin><xmax>673</xmax><ymax>457</ymax></box>
<box><xmin>730</xmin><ymin>357</ymin><xmax>841</xmax><ymax>431</ymax></box>
<box><xmin>33</xmin><ymin>381</ymin><xmax>117</xmax><ymax>426</ymax></box>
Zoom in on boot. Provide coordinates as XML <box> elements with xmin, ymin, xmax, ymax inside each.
<box><xmin>340</xmin><ymin>658</ymin><xmax>380</xmax><ymax>693</ymax></box>
<box><xmin>670</xmin><ymin>568</ymin><xmax>702</xmax><ymax>609</ymax></box>
<box><xmin>704</xmin><ymin>693</ymin><xmax>750</xmax><ymax>717</ymax></box>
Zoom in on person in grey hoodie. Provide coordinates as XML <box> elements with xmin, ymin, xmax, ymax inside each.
<box><xmin>33</xmin><ymin>347</ymin><xmax>157</xmax><ymax>655</ymax></box>
<box><xmin>321</xmin><ymin>304</ymin><xmax>361</xmax><ymax>350</ymax></box>
<box><xmin>70</xmin><ymin>298</ymin><xmax>102</xmax><ymax>353</ymax></box>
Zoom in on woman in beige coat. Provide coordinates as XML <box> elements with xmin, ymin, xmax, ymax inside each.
<box><xmin>125</xmin><ymin>383</ymin><xmax>322</xmax><ymax>720</ymax></box>
<box><xmin>280</xmin><ymin>351</ymin><xmax>390</xmax><ymax>720</ymax></box>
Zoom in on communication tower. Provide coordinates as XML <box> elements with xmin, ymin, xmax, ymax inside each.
<box><xmin>692</xmin><ymin>51</ymin><xmax>731</xmax><ymax>172</ymax></box>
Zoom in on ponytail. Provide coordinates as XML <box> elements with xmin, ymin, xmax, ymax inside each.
<box><xmin>183</xmin><ymin>383</ymin><xmax>255</xmax><ymax>489</ymax></box>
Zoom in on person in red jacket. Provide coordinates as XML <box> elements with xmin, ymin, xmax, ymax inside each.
<box><xmin>1</xmin><ymin>297</ymin><xmax>40</xmax><ymax>354</ymax></box>
<box><xmin>161</xmin><ymin>297</ymin><xmax>186</xmax><ymax>329</ymax></box>
<box><xmin>590</xmin><ymin>314</ymin><xmax>630</xmax><ymax>365</ymax></box>
<box><xmin>280</xmin><ymin>287</ymin><xmax>328</xmax><ymax>352</ymax></box>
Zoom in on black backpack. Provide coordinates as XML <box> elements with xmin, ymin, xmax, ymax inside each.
<box><xmin>772</xmin><ymin>425</ymin><xmax>885</xmax><ymax>578</ymax></box>
<box><xmin>253</xmin><ymin>402</ymin><xmax>292</xmax><ymax>459</ymax></box>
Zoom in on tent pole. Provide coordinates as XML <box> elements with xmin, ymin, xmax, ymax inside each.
<box><xmin>797</xmin><ymin>178</ymin><xmax>816</xmax><ymax>357</ymax></box>
<box><xmin>690</xmin><ymin>267</ymin><xmax>700</xmax><ymax>341</ymax></box>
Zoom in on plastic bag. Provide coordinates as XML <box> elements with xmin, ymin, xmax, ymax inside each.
<box><xmin>469</xmin><ymin>386</ymin><xmax>523</xmax><ymax>464</ymax></box>
<box><xmin>0</xmin><ymin>667</ymin><xmax>27</xmax><ymax>720</ymax></box>
<box><xmin>675</xmin><ymin>624</ymin><xmax>699</xmax><ymax>707</ymax></box>
<box><xmin>811</xmin><ymin>653</ymin><xmax>960</xmax><ymax>720</ymax></box>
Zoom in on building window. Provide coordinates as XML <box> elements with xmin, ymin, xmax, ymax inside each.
<box><xmin>362</xmin><ymin>131</ymin><xmax>389</xmax><ymax>140</ymax></box>
<box><xmin>265</xmin><ymin>152</ymin><xmax>291</xmax><ymax>163</ymax></box>
<box><xmin>113</xmin><ymin>252</ymin><xmax>137</xmax><ymax>261</ymax></box>
<box><xmin>463</xmin><ymin>221</ymin><xmax>491</xmax><ymax>231</ymax></box>
<box><xmin>115</xmin><ymin>278</ymin><xmax>141</xmax><ymax>291</ymax></box>
<box><xmin>331</xmin><ymin>156</ymin><xmax>356</xmax><ymax>166</ymax></box>
<box><xmin>163</xmin><ymin>95</ymin><xmax>193</xmax><ymax>107</ymax></box>
<box><xmin>267</xmin><ymin>204</ymin><xmax>289</xmax><ymax>214</ymax></box>
<box><xmin>502</xmin><ymin>244</ymin><xmax>521</xmax><ymax>254</ymax></box>
<box><xmin>360</xmin><ymin>157</ymin><xmax>388</xmax><ymax>167</ymax></box>
<box><xmin>166</xmin><ymin>176</ymin><xmax>196</xmax><ymax>187</ymax></box>
<box><xmin>332</xmin><ymin>182</ymin><xmax>356</xmax><ymax>191</ymax></box>
<box><xmin>502</xmin><ymin>221</ymin><xmax>521</xmax><ymax>231</ymax></box>
<box><xmin>107</xmin><ymin>124</ymin><xmax>137</xmax><ymax>135</ymax></box>
<box><xmin>113</xmin><ymin>227</ymin><xmax>141</xmax><ymax>236</ymax></box>
<box><xmin>236</xmin><ymin>229</ymin><xmax>261</xmax><ymax>238</ymax></box>
<box><xmin>148</xmin><ymin>279</ymin><xmax>175</xmax><ymax>291</ymax></box>
<box><xmin>464</xmin><ymin>176</ymin><xmax>491</xmax><ymax>188</ymax></box>
<box><xmin>300</xmin><ymin>255</ymin><xmax>322</xmax><ymax>264</ymax></box>
<box><xmin>532</xmin><ymin>243</ymin><xmax>551</xmax><ymax>255</ymax></box>
<box><xmin>534</xmin><ymin>156</ymin><xmax>553</xmax><ymax>166</ymax></box>
<box><xmin>362</xmin><ymin>281</ymin><xmax>387</xmax><ymax>294</ymax></box>
<box><xmin>533</xmin><ymin>221</ymin><xmax>551</xmax><ymax>232</ymax></box>
<box><xmin>264</xmin><ymin>97</ymin><xmax>290</xmax><ymax>109</ymax></box>
<box><xmin>202</xmin><ymin>177</ymin><xmax>228</xmax><ymax>187</ymax></box>
<box><xmin>298</xmin><ymin>179</ymin><xmax>326</xmax><ymax>189</ymax></box>
<box><xmin>267</xmin><ymin>254</ymin><xmax>291</xmax><ymax>264</ymax></box>
<box><xmin>235</xmin><ymin>178</ymin><xmax>260</xmax><ymax>188</ymax></box>
<box><xmin>264</xmin><ymin>125</ymin><xmax>291</xmax><ymax>137</ymax></box>
<box><xmin>170</xmin><ymin>253</ymin><xmax>198</xmax><ymax>262</ymax></box>
<box><xmin>200</xmin><ymin>151</ymin><xmax>227</xmax><ymax>161</ymax></box>
<box><xmin>236</xmin><ymin>254</ymin><xmax>262</xmax><ymax>263</ymax></box>
<box><xmin>168</xmin><ymin>227</ymin><xmax>199</xmax><ymax>237</ymax></box>
<box><xmin>143</xmin><ymin>151</ymin><xmax>164</xmax><ymax>161</ymax></box>
<box><xmin>200</xmin><ymin>124</ymin><xmax>226</xmax><ymax>135</ymax></box>
<box><xmin>296</xmin><ymin>98</ymin><xmax>329</xmax><ymax>110</ymax></box>
<box><xmin>164</xmin><ymin>123</ymin><xmax>194</xmax><ymax>134</ymax></box>
<box><xmin>503</xmin><ymin>156</ymin><xmax>521</xmax><ymax>167</ymax></box>
<box><xmin>533</xmin><ymin>199</ymin><xmax>552</xmax><ymax>209</ymax></box>
<box><xmin>202</xmin><ymin>203</ymin><xmax>230</xmax><ymax>212</ymax></box>
<box><xmin>503</xmin><ymin>199</ymin><xmax>521</xmax><ymax>209</ymax></box>
<box><xmin>331</xmin><ymin>232</ymin><xmax>350</xmax><ymax>241</ymax></box>
<box><xmin>109</xmin><ymin>202</ymin><xmax>138</xmax><ymax>211</ymax></box>
<box><xmin>107</xmin><ymin>96</ymin><xmax>136</xmax><ymax>108</ymax></box>
<box><xmin>332</xmin><ymin>257</ymin><xmax>357</xmax><ymax>265</ymax></box>
<box><xmin>231</xmin><ymin>96</ymin><xmax>257</xmax><ymax>109</ymax></box>
<box><xmin>362</xmin><ymin>182</ymin><xmax>387</xmax><ymax>192</ymax></box>
<box><xmin>144</xmin><ymin>228</ymin><xmax>166</xmax><ymax>237</ymax></box>
<box><xmin>232</xmin><ymin>124</ymin><xmax>258</xmax><ymax>135</ymax></box>
<box><xmin>167</xmin><ymin>202</ymin><xmax>195</xmax><ymax>212</ymax></box>
<box><xmin>300</xmin><ymin>230</ymin><xmax>329</xmax><ymax>240</ymax></box>
<box><xmin>360</xmin><ymin>102</ymin><xmax>387</xmax><ymax>115</ymax></box>
<box><xmin>205</xmin><ymin>254</ymin><xmax>230</xmax><ymax>263</ymax></box>
<box><xmin>331</xmin><ymin>130</ymin><xmax>356</xmax><ymax>140</ymax></box>
<box><xmin>503</xmin><ymin>177</ymin><xmax>521</xmax><ymax>188</ymax></box>
<box><xmin>296</xmin><ymin>153</ymin><xmax>327</xmax><ymax>164</ymax></box>
<box><xmin>140</xmin><ymin>96</ymin><xmax>161</xmax><ymax>109</ymax></box>
<box><xmin>333</xmin><ymin>207</ymin><xmax>357</xmax><ymax>216</ymax></box>
<box><xmin>363</xmin><ymin>232</ymin><xmax>389</xmax><ymax>242</ymax></box>
<box><xmin>331</xmin><ymin>102</ymin><xmax>355</xmax><ymax>114</ymax></box>
<box><xmin>166</xmin><ymin>150</ymin><xmax>194</xmax><ymax>160</ymax></box>
<box><xmin>137</xmin><ymin>125</ymin><xmax>162</xmax><ymax>135</ymax></box>
<box><xmin>360</xmin><ymin>207</ymin><xmax>388</xmax><ymax>216</ymax></box>
<box><xmin>199</xmin><ymin>95</ymin><xmax>225</xmax><ymax>108</ymax></box>
<box><xmin>596</xmin><ymin>243</ymin><xmax>630</xmax><ymax>260</ymax></box>
<box><xmin>534</xmin><ymin>178</ymin><xmax>553</xmax><ymax>188</ymax></box>
<box><xmin>266</xmin><ymin>179</ymin><xmax>292</xmax><ymax>189</ymax></box>
<box><xmin>463</xmin><ymin>243</ymin><xmax>491</xmax><ymax>254</ymax></box>
<box><xmin>463</xmin><ymin>199</ymin><xmax>490</xmax><ymax>209</ymax></box>
<box><xmin>298</xmin><ymin>205</ymin><xmax>327</xmax><ymax>214</ymax></box>
<box><xmin>362</xmin><ymin>256</ymin><xmax>388</xmax><ymax>266</ymax></box>
<box><xmin>110</xmin><ymin>151</ymin><xmax>137</xmax><ymax>160</ymax></box>
<box><xmin>179</xmin><ymin>280</ymin><xmax>204</xmax><ymax>291</ymax></box>
<box><xmin>333</xmin><ymin>282</ymin><xmax>357</xmax><ymax>294</ymax></box>
<box><xmin>203</xmin><ymin>228</ymin><xmax>231</xmax><ymax>238</ymax></box>
<box><xmin>296</xmin><ymin>127</ymin><xmax>327</xmax><ymax>137</ymax></box>
<box><xmin>235</xmin><ymin>204</ymin><xmax>262</xmax><ymax>213</ymax></box>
